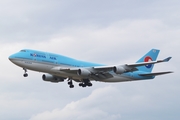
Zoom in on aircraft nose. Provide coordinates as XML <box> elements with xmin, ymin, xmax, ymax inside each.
<box><xmin>9</xmin><ymin>55</ymin><xmax>13</xmax><ymax>61</ymax></box>
<box><xmin>8</xmin><ymin>54</ymin><xmax>15</xmax><ymax>61</ymax></box>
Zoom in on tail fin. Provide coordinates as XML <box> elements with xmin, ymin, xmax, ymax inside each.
<box><xmin>136</xmin><ymin>49</ymin><xmax>160</xmax><ymax>72</ymax></box>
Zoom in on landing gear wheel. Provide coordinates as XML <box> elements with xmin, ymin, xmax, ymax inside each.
<box><xmin>68</xmin><ymin>81</ymin><xmax>72</xmax><ymax>85</ymax></box>
<box><xmin>79</xmin><ymin>83</ymin><xmax>83</xmax><ymax>86</ymax></box>
<box><xmin>87</xmin><ymin>82</ymin><xmax>92</xmax><ymax>87</ymax></box>
<box><xmin>23</xmin><ymin>73</ymin><xmax>28</xmax><ymax>77</ymax></box>
<box><xmin>82</xmin><ymin>84</ymin><xmax>86</xmax><ymax>87</ymax></box>
<box><xmin>69</xmin><ymin>84</ymin><xmax>74</xmax><ymax>88</ymax></box>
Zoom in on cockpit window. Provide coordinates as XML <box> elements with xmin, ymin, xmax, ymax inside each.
<box><xmin>20</xmin><ymin>50</ymin><xmax>26</xmax><ymax>52</ymax></box>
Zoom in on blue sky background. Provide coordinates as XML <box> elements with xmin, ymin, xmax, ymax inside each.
<box><xmin>0</xmin><ymin>0</ymin><xmax>179</xmax><ymax>120</ymax></box>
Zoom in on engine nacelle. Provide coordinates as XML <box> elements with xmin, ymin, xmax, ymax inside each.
<box><xmin>113</xmin><ymin>66</ymin><xmax>126</xmax><ymax>74</ymax></box>
<box><xmin>77</xmin><ymin>68</ymin><xmax>91</xmax><ymax>77</ymax></box>
<box><xmin>42</xmin><ymin>74</ymin><xmax>64</xmax><ymax>83</ymax></box>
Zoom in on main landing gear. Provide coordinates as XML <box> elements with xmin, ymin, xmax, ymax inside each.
<box><xmin>67</xmin><ymin>78</ymin><xmax>74</xmax><ymax>88</ymax></box>
<box><xmin>23</xmin><ymin>68</ymin><xmax>28</xmax><ymax>77</ymax></box>
<box><xmin>79</xmin><ymin>79</ymin><xmax>92</xmax><ymax>88</ymax></box>
<box><xmin>67</xmin><ymin>79</ymin><xmax>92</xmax><ymax>88</ymax></box>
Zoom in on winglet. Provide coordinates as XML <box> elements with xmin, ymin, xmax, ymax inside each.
<box><xmin>163</xmin><ymin>57</ymin><xmax>172</xmax><ymax>62</ymax></box>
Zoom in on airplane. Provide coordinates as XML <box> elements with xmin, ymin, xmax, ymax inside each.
<box><xmin>9</xmin><ymin>49</ymin><xmax>173</xmax><ymax>88</ymax></box>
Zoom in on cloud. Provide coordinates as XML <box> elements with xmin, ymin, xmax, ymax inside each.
<box><xmin>0</xmin><ymin>0</ymin><xmax>180</xmax><ymax>120</ymax></box>
<box><xmin>29</xmin><ymin>86</ymin><xmax>121</xmax><ymax>120</ymax></box>
<box><xmin>29</xmin><ymin>77</ymin><xmax>180</xmax><ymax>120</ymax></box>
<box><xmin>1</xmin><ymin>0</ymin><xmax>179</xmax><ymax>43</ymax></box>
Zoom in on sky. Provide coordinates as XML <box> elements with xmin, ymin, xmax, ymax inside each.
<box><xmin>0</xmin><ymin>0</ymin><xmax>179</xmax><ymax>120</ymax></box>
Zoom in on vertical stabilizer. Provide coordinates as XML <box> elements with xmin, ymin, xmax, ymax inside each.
<box><xmin>136</xmin><ymin>49</ymin><xmax>160</xmax><ymax>72</ymax></box>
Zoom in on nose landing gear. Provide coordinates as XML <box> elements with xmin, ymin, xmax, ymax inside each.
<box><xmin>23</xmin><ymin>68</ymin><xmax>28</xmax><ymax>77</ymax></box>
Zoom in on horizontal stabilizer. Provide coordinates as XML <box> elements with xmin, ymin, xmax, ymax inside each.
<box><xmin>163</xmin><ymin>57</ymin><xmax>172</xmax><ymax>62</ymax></box>
<box><xmin>139</xmin><ymin>71</ymin><xmax>173</xmax><ymax>76</ymax></box>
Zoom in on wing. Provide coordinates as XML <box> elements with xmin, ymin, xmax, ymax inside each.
<box><xmin>94</xmin><ymin>57</ymin><xmax>172</xmax><ymax>73</ymax></box>
<box><xmin>51</xmin><ymin>57</ymin><xmax>172</xmax><ymax>80</ymax></box>
<box><xmin>125</xmin><ymin>57</ymin><xmax>172</xmax><ymax>68</ymax></box>
<box><xmin>51</xmin><ymin>66</ymin><xmax>113</xmax><ymax>81</ymax></box>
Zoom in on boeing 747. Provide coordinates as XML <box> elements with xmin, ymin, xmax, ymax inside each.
<box><xmin>9</xmin><ymin>49</ymin><xmax>173</xmax><ymax>88</ymax></box>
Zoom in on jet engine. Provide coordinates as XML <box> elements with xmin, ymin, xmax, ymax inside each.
<box><xmin>113</xmin><ymin>66</ymin><xmax>126</xmax><ymax>74</ymax></box>
<box><xmin>77</xmin><ymin>68</ymin><xmax>91</xmax><ymax>77</ymax></box>
<box><xmin>42</xmin><ymin>74</ymin><xmax>64</xmax><ymax>82</ymax></box>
